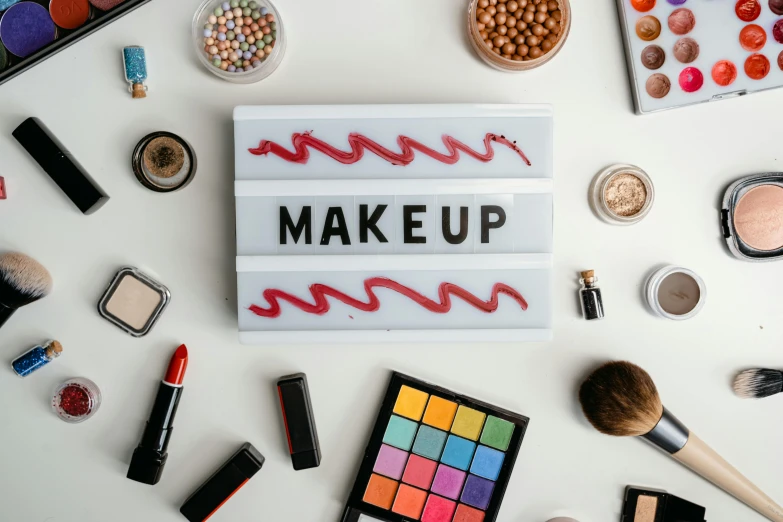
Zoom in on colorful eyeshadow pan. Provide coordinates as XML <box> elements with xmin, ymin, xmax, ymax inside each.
<box><xmin>421</xmin><ymin>495</ymin><xmax>457</xmax><ymax>522</ymax></box>
<box><xmin>392</xmin><ymin>484</ymin><xmax>428</xmax><ymax>519</ymax></box>
<box><xmin>470</xmin><ymin>446</ymin><xmax>505</xmax><ymax>481</ymax></box>
<box><xmin>413</xmin><ymin>426</ymin><xmax>448</xmax><ymax>460</ymax></box>
<box><xmin>0</xmin><ymin>2</ymin><xmax>56</xmax><ymax>58</ymax></box>
<box><xmin>617</xmin><ymin>0</ymin><xmax>783</xmax><ymax>113</ymax></box>
<box><xmin>441</xmin><ymin>436</ymin><xmax>476</xmax><ymax>471</ymax></box>
<box><xmin>364</xmin><ymin>474</ymin><xmax>399</xmax><ymax>510</ymax></box>
<box><xmin>341</xmin><ymin>372</ymin><xmax>529</xmax><ymax>522</ymax></box>
<box><xmin>480</xmin><ymin>416</ymin><xmax>515</xmax><ymax>451</ymax></box>
<box><xmin>461</xmin><ymin>475</ymin><xmax>495</xmax><ymax>510</ymax></box>
<box><xmin>403</xmin><ymin>455</ymin><xmax>438</xmax><ymax>490</ymax></box>
<box><xmin>394</xmin><ymin>385</ymin><xmax>429</xmax><ymax>421</ymax></box>
<box><xmin>374</xmin><ymin>444</ymin><xmax>409</xmax><ymax>480</ymax></box>
<box><xmin>383</xmin><ymin>416</ymin><xmax>418</xmax><ymax>451</ymax></box>
<box><xmin>422</xmin><ymin>395</ymin><xmax>458</xmax><ymax>431</ymax></box>
<box><xmin>454</xmin><ymin>504</ymin><xmax>486</xmax><ymax>522</ymax></box>
<box><xmin>451</xmin><ymin>406</ymin><xmax>486</xmax><ymax>441</ymax></box>
<box><xmin>431</xmin><ymin>465</ymin><xmax>467</xmax><ymax>500</ymax></box>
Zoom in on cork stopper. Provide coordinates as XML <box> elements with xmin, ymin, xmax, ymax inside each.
<box><xmin>45</xmin><ymin>340</ymin><xmax>63</xmax><ymax>358</ymax></box>
<box><xmin>580</xmin><ymin>270</ymin><xmax>595</xmax><ymax>279</ymax></box>
<box><xmin>131</xmin><ymin>83</ymin><xmax>147</xmax><ymax>99</ymax></box>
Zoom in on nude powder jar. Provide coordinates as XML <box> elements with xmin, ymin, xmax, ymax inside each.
<box><xmin>722</xmin><ymin>173</ymin><xmax>783</xmax><ymax>261</ymax></box>
<box><xmin>591</xmin><ymin>164</ymin><xmax>655</xmax><ymax>225</ymax></box>
<box><xmin>98</xmin><ymin>267</ymin><xmax>171</xmax><ymax>337</ymax></box>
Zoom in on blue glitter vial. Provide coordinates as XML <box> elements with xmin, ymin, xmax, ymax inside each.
<box><xmin>12</xmin><ymin>340</ymin><xmax>62</xmax><ymax>377</ymax></box>
<box><xmin>123</xmin><ymin>46</ymin><xmax>148</xmax><ymax>99</ymax></box>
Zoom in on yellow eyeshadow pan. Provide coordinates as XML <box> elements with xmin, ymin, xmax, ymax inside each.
<box><xmin>343</xmin><ymin>373</ymin><xmax>529</xmax><ymax>522</ymax></box>
<box><xmin>451</xmin><ymin>406</ymin><xmax>487</xmax><ymax>441</ymax></box>
<box><xmin>393</xmin><ymin>385</ymin><xmax>430</xmax><ymax>421</ymax></box>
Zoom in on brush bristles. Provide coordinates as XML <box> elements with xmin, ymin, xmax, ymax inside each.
<box><xmin>0</xmin><ymin>252</ymin><xmax>53</xmax><ymax>308</ymax></box>
<box><xmin>733</xmin><ymin>369</ymin><xmax>783</xmax><ymax>399</ymax></box>
<box><xmin>579</xmin><ymin>361</ymin><xmax>664</xmax><ymax>437</ymax></box>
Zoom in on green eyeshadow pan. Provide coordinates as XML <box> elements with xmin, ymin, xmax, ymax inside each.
<box><xmin>480</xmin><ymin>416</ymin><xmax>516</xmax><ymax>451</ymax></box>
<box><xmin>383</xmin><ymin>415</ymin><xmax>418</xmax><ymax>451</ymax></box>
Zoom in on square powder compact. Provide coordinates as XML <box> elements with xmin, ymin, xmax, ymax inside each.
<box><xmin>98</xmin><ymin>267</ymin><xmax>171</xmax><ymax>337</ymax></box>
<box><xmin>721</xmin><ymin>173</ymin><xmax>783</xmax><ymax>262</ymax></box>
<box><xmin>341</xmin><ymin>372</ymin><xmax>529</xmax><ymax>522</ymax></box>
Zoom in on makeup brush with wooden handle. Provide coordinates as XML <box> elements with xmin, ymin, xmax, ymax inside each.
<box><xmin>579</xmin><ymin>361</ymin><xmax>783</xmax><ymax>522</ymax></box>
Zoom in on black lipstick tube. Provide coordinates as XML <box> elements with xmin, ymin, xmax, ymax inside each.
<box><xmin>127</xmin><ymin>383</ymin><xmax>182</xmax><ymax>485</ymax></box>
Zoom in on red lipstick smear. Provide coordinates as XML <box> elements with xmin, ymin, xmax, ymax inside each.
<box><xmin>248</xmin><ymin>132</ymin><xmax>531</xmax><ymax>167</ymax></box>
<box><xmin>164</xmin><ymin>344</ymin><xmax>188</xmax><ymax>386</ymax></box>
<box><xmin>248</xmin><ymin>278</ymin><xmax>529</xmax><ymax>318</ymax></box>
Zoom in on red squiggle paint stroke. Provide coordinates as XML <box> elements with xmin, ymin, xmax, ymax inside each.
<box><xmin>248</xmin><ymin>132</ymin><xmax>532</xmax><ymax>167</ymax></box>
<box><xmin>248</xmin><ymin>277</ymin><xmax>529</xmax><ymax>318</ymax></box>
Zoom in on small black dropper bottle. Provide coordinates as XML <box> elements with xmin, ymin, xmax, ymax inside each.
<box><xmin>579</xmin><ymin>270</ymin><xmax>604</xmax><ymax>320</ymax></box>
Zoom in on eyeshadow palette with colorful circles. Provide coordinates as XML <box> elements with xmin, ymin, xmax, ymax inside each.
<box><xmin>616</xmin><ymin>0</ymin><xmax>783</xmax><ymax>113</ymax></box>
<box><xmin>341</xmin><ymin>372</ymin><xmax>529</xmax><ymax>522</ymax></box>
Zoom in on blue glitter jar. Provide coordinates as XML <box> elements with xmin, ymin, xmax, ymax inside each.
<box><xmin>122</xmin><ymin>46</ymin><xmax>148</xmax><ymax>99</ymax></box>
<box><xmin>12</xmin><ymin>340</ymin><xmax>62</xmax><ymax>377</ymax></box>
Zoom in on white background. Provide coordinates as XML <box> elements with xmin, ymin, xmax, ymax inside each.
<box><xmin>1</xmin><ymin>0</ymin><xmax>782</xmax><ymax>521</ymax></box>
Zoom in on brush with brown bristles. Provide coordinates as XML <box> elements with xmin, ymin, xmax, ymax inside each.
<box><xmin>0</xmin><ymin>252</ymin><xmax>52</xmax><ymax>329</ymax></box>
<box><xmin>580</xmin><ymin>361</ymin><xmax>783</xmax><ymax>522</ymax></box>
<box><xmin>734</xmin><ymin>369</ymin><xmax>783</xmax><ymax>400</ymax></box>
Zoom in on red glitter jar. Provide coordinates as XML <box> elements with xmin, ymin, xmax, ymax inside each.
<box><xmin>52</xmin><ymin>378</ymin><xmax>102</xmax><ymax>423</ymax></box>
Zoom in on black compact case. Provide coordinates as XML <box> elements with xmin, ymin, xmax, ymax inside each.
<box><xmin>180</xmin><ymin>443</ymin><xmax>265</xmax><ymax>522</ymax></box>
<box><xmin>13</xmin><ymin>117</ymin><xmax>109</xmax><ymax>214</ymax></box>
<box><xmin>277</xmin><ymin>373</ymin><xmax>321</xmax><ymax>470</ymax></box>
<box><xmin>622</xmin><ymin>487</ymin><xmax>706</xmax><ymax>522</ymax></box>
<box><xmin>0</xmin><ymin>0</ymin><xmax>152</xmax><ymax>86</ymax></box>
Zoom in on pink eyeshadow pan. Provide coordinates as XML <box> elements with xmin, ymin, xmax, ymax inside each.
<box><xmin>402</xmin><ymin>454</ymin><xmax>438</xmax><ymax>490</ymax></box>
<box><xmin>421</xmin><ymin>494</ymin><xmax>457</xmax><ymax>522</ymax></box>
<box><xmin>88</xmin><ymin>0</ymin><xmax>126</xmax><ymax>10</ymax></box>
<box><xmin>373</xmin><ymin>444</ymin><xmax>409</xmax><ymax>480</ymax></box>
<box><xmin>430</xmin><ymin>464</ymin><xmax>466</xmax><ymax>500</ymax></box>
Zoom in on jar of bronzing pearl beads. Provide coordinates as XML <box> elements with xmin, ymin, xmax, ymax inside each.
<box><xmin>192</xmin><ymin>0</ymin><xmax>286</xmax><ymax>83</ymax></box>
<box><xmin>468</xmin><ymin>0</ymin><xmax>571</xmax><ymax>71</ymax></box>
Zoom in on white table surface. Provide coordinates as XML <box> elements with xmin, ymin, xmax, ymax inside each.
<box><xmin>1</xmin><ymin>0</ymin><xmax>782</xmax><ymax>521</ymax></box>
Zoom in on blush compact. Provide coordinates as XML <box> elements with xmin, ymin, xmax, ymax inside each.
<box><xmin>721</xmin><ymin>173</ymin><xmax>783</xmax><ymax>261</ymax></box>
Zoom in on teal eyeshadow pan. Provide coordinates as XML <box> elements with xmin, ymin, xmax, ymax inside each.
<box><xmin>412</xmin><ymin>425</ymin><xmax>447</xmax><ymax>460</ymax></box>
<box><xmin>382</xmin><ymin>415</ymin><xmax>418</xmax><ymax>451</ymax></box>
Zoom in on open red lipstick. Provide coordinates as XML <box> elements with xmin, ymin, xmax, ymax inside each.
<box><xmin>127</xmin><ymin>344</ymin><xmax>188</xmax><ymax>485</ymax></box>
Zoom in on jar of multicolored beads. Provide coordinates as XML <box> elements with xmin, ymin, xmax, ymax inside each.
<box><xmin>192</xmin><ymin>0</ymin><xmax>286</xmax><ymax>83</ymax></box>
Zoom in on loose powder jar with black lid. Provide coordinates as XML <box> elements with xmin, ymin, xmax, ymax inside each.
<box><xmin>132</xmin><ymin>131</ymin><xmax>197</xmax><ymax>192</ymax></box>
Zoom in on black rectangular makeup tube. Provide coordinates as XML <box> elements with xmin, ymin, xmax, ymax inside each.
<box><xmin>277</xmin><ymin>373</ymin><xmax>321</xmax><ymax>470</ymax></box>
<box><xmin>12</xmin><ymin>117</ymin><xmax>109</xmax><ymax>215</ymax></box>
<box><xmin>180</xmin><ymin>443</ymin><xmax>264</xmax><ymax>522</ymax></box>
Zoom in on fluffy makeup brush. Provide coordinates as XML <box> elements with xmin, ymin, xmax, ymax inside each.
<box><xmin>734</xmin><ymin>369</ymin><xmax>783</xmax><ymax>400</ymax></box>
<box><xmin>580</xmin><ymin>361</ymin><xmax>783</xmax><ymax>522</ymax></box>
<box><xmin>0</xmin><ymin>252</ymin><xmax>53</xmax><ymax>329</ymax></box>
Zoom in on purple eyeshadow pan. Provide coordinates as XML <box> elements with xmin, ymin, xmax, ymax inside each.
<box><xmin>461</xmin><ymin>474</ymin><xmax>495</xmax><ymax>510</ymax></box>
<box><xmin>430</xmin><ymin>464</ymin><xmax>466</xmax><ymax>500</ymax></box>
<box><xmin>0</xmin><ymin>2</ymin><xmax>56</xmax><ymax>58</ymax></box>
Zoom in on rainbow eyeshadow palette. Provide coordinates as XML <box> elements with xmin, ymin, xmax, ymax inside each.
<box><xmin>0</xmin><ymin>0</ymin><xmax>151</xmax><ymax>86</ymax></box>
<box><xmin>341</xmin><ymin>372</ymin><xmax>529</xmax><ymax>522</ymax></box>
<box><xmin>616</xmin><ymin>0</ymin><xmax>783</xmax><ymax>114</ymax></box>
